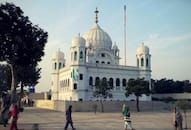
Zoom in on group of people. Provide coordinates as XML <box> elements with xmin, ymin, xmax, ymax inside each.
<box><xmin>121</xmin><ymin>104</ymin><xmax>183</xmax><ymax>130</ymax></box>
<box><xmin>0</xmin><ymin>103</ymin><xmax>19</xmax><ymax>130</ymax></box>
<box><xmin>0</xmin><ymin>98</ymin><xmax>185</xmax><ymax>130</ymax></box>
<box><xmin>64</xmin><ymin>104</ymin><xmax>184</xmax><ymax>130</ymax></box>
<box><xmin>0</xmin><ymin>93</ymin><xmax>19</xmax><ymax>130</ymax></box>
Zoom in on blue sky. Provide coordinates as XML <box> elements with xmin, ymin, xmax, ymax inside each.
<box><xmin>1</xmin><ymin>0</ymin><xmax>191</xmax><ymax>92</ymax></box>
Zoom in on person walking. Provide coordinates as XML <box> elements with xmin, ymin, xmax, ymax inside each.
<box><xmin>9</xmin><ymin>104</ymin><xmax>19</xmax><ymax>130</ymax></box>
<box><xmin>64</xmin><ymin>105</ymin><xmax>75</xmax><ymax>130</ymax></box>
<box><xmin>122</xmin><ymin>104</ymin><xmax>133</xmax><ymax>130</ymax></box>
<box><xmin>173</xmin><ymin>107</ymin><xmax>183</xmax><ymax>130</ymax></box>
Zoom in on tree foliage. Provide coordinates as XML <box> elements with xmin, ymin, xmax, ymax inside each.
<box><xmin>93</xmin><ymin>78</ymin><xmax>113</xmax><ymax>99</ymax></box>
<box><xmin>126</xmin><ymin>78</ymin><xmax>150</xmax><ymax>97</ymax></box>
<box><xmin>0</xmin><ymin>2</ymin><xmax>48</xmax><ymax>102</ymax></box>
<box><xmin>93</xmin><ymin>78</ymin><xmax>113</xmax><ymax>112</ymax></box>
<box><xmin>152</xmin><ymin>78</ymin><xmax>191</xmax><ymax>94</ymax></box>
<box><xmin>125</xmin><ymin>78</ymin><xmax>150</xmax><ymax>112</ymax></box>
<box><xmin>17</xmin><ymin>65</ymin><xmax>41</xmax><ymax>87</ymax></box>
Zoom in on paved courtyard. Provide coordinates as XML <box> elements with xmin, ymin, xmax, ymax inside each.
<box><xmin>0</xmin><ymin>107</ymin><xmax>191</xmax><ymax>130</ymax></box>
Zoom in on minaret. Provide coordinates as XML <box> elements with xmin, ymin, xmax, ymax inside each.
<box><xmin>51</xmin><ymin>49</ymin><xmax>65</xmax><ymax>100</ymax></box>
<box><xmin>136</xmin><ymin>43</ymin><xmax>151</xmax><ymax>71</ymax></box>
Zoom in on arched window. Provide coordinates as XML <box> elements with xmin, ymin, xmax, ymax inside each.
<box><xmin>96</xmin><ymin>61</ymin><xmax>99</xmax><ymax>63</ymax></box>
<box><xmin>59</xmin><ymin>62</ymin><xmax>62</xmax><ymax>69</ymax></box>
<box><xmin>116</xmin><ymin>78</ymin><xmax>120</xmax><ymax>86</ymax></box>
<box><xmin>101</xmin><ymin>53</ymin><xmax>105</xmax><ymax>57</ymax></box>
<box><xmin>68</xmin><ymin>79</ymin><xmax>70</xmax><ymax>86</ymax></box>
<box><xmin>102</xmin><ymin>77</ymin><xmax>107</xmax><ymax>82</ymax></box>
<box><xmin>146</xmin><ymin>58</ymin><xmax>149</xmax><ymax>67</ymax></box>
<box><xmin>63</xmin><ymin>80</ymin><xmax>65</xmax><ymax>87</ymax></box>
<box><xmin>54</xmin><ymin>63</ymin><xmax>57</xmax><ymax>70</ymax></box>
<box><xmin>101</xmin><ymin>61</ymin><xmax>105</xmax><ymax>64</ymax></box>
<box><xmin>141</xmin><ymin>58</ymin><xmax>144</xmax><ymax>67</ymax></box>
<box><xmin>66</xmin><ymin>80</ymin><xmax>68</xmax><ymax>87</ymax></box>
<box><xmin>137</xmin><ymin>58</ymin><xmax>139</xmax><ymax>67</ymax></box>
<box><xmin>80</xmin><ymin>51</ymin><xmax>83</xmax><ymax>60</ymax></box>
<box><xmin>122</xmin><ymin>79</ymin><xmax>126</xmax><ymax>87</ymax></box>
<box><xmin>73</xmin><ymin>83</ymin><xmax>77</xmax><ymax>89</ymax></box>
<box><xmin>89</xmin><ymin>77</ymin><xmax>93</xmax><ymax>85</ymax></box>
<box><xmin>95</xmin><ymin>77</ymin><xmax>100</xmax><ymax>86</ymax></box>
<box><xmin>74</xmin><ymin>51</ymin><xmax>77</xmax><ymax>61</ymax></box>
<box><xmin>109</xmin><ymin>78</ymin><xmax>113</xmax><ymax>87</ymax></box>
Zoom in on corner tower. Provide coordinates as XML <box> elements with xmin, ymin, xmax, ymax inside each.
<box><xmin>136</xmin><ymin>43</ymin><xmax>151</xmax><ymax>71</ymax></box>
<box><xmin>51</xmin><ymin>50</ymin><xmax>65</xmax><ymax>100</ymax></box>
<box><xmin>70</xmin><ymin>34</ymin><xmax>87</xmax><ymax>101</ymax></box>
<box><xmin>70</xmin><ymin>34</ymin><xmax>86</xmax><ymax>65</ymax></box>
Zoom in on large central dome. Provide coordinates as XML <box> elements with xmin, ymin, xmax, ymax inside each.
<box><xmin>83</xmin><ymin>8</ymin><xmax>112</xmax><ymax>50</ymax></box>
<box><xmin>83</xmin><ymin>24</ymin><xmax>112</xmax><ymax>50</ymax></box>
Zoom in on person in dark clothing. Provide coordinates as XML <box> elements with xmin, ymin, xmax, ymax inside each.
<box><xmin>0</xmin><ymin>93</ymin><xmax>11</xmax><ymax>127</ymax></box>
<box><xmin>64</xmin><ymin>105</ymin><xmax>75</xmax><ymax>130</ymax></box>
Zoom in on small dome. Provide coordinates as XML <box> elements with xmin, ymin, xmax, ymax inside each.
<box><xmin>71</xmin><ymin>34</ymin><xmax>86</xmax><ymax>47</ymax></box>
<box><xmin>83</xmin><ymin>24</ymin><xmax>112</xmax><ymax>50</ymax></box>
<box><xmin>136</xmin><ymin>43</ymin><xmax>149</xmax><ymax>54</ymax></box>
<box><xmin>52</xmin><ymin>50</ymin><xmax>65</xmax><ymax>60</ymax></box>
<box><xmin>113</xmin><ymin>43</ymin><xmax>118</xmax><ymax>50</ymax></box>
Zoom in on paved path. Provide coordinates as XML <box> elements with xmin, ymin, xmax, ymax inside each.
<box><xmin>0</xmin><ymin>107</ymin><xmax>191</xmax><ymax>130</ymax></box>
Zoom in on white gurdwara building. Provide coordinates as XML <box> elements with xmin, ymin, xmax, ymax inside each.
<box><xmin>51</xmin><ymin>8</ymin><xmax>151</xmax><ymax>101</ymax></box>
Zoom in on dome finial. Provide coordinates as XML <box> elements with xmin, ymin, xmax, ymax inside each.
<box><xmin>94</xmin><ymin>7</ymin><xmax>99</xmax><ymax>24</ymax></box>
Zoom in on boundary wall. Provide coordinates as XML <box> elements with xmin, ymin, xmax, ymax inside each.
<box><xmin>152</xmin><ymin>93</ymin><xmax>191</xmax><ymax>100</ymax></box>
<box><xmin>35</xmin><ymin>100</ymin><xmax>172</xmax><ymax>112</ymax></box>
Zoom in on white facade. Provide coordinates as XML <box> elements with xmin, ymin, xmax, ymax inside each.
<box><xmin>51</xmin><ymin>9</ymin><xmax>151</xmax><ymax>101</ymax></box>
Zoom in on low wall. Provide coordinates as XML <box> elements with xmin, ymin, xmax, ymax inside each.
<box><xmin>35</xmin><ymin>100</ymin><xmax>55</xmax><ymax>110</ymax></box>
<box><xmin>153</xmin><ymin>93</ymin><xmax>191</xmax><ymax>100</ymax></box>
<box><xmin>35</xmin><ymin>100</ymin><xmax>173</xmax><ymax>112</ymax></box>
<box><xmin>29</xmin><ymin>93</ymin><xmax>45</xmax><ymax>100</ymax></box>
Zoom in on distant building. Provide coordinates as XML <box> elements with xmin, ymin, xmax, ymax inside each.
<box><xmin>51</xmin><ymin>8</ymin><xmax>151</xmax><ymax>101</ymax></box>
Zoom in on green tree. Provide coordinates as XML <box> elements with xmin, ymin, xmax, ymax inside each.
<box><xmin>93</xmin><ymin>78</ymin><xmax>113</xmax><ymax>112</ymax></box>
<box><xmin>176</xmin><ymin>100</ymin><xmax>191</xmax><ymax>129</ymax></box>
<box><xmin>152</xmin><ymin>78</ymin><xmax>188</xmax><ymax>94</ymax></box>
<box><xmin>0</xmin><ymin>3</ymin><xmax>48</xmax><ymax>103</ymax></box>
<box><xmin>17</xmin><ymin>65</ymin><xmax>41</xmax><ymax>96</ymax></box>
<box><xmin>126</xmin><ymin>78</ymin><xmax>150</xmax><ymax>112</ymax></box>
<box><xmin>16</xmin><ymin>65</ymin><xmax>41</xmax><ymax>108</ymax></box>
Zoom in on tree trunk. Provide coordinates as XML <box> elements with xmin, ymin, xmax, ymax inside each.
<box><xmin>184</xmin><ymin>111</ymin><xmax>187</xmax><ymax>129</ymax></box>
<box><xmin>9</xmin><ymin>64</ymin><xmax>16</xmax><ymax>103</ymax></box>
<box><xmin>100</xmin><ymin>100</ymin><xmax>104</xmax><ymax>112</ymax></box>
<box><xmin>136</xmin><ymin>96</ymin><xmax>140</xmax><ymax>112</ymax></box>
